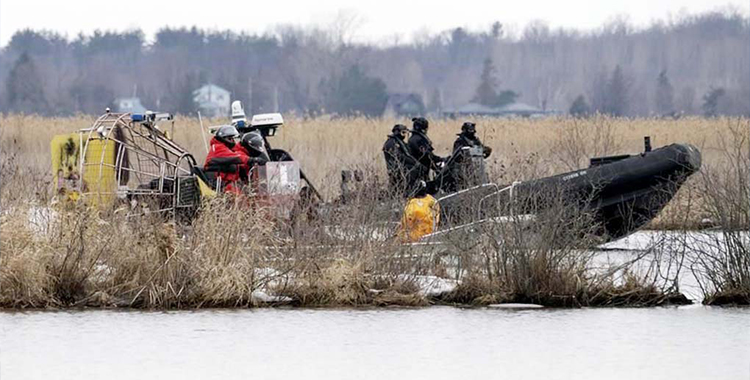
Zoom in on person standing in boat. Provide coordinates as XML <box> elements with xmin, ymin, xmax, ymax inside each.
<box><xmin>408</xmin><ymin>117</ymin><xmax>445</xmax><ymax>186</ymax></box>
<box><xmin>452</xmin><ymin>122</ymin><xmax>492</xmax><ymax>158</ymax></box>
<box><xmin>383</xmin><ymin>124</ymin><xmax>420</xmax><ymax>197</ymax></box>
<box><xmin>447</xmin><ymin>121</ymin><xmax>492</xmax><ymax>191</ymax></box>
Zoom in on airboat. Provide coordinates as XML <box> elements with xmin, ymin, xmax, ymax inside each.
<box><xmin>51</xmin><ymin>110</ymin><xmax>308</xmax><ymax>222</ymax></box>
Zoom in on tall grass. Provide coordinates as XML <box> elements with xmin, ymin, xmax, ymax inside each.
<box><xmin>1</xmin><ymin>114</ymin><xmax>748</xmax><ymax>308</ymax></box>
<box><xmin>688</xmin><ymin>121</ymin><xmax>750</xmax><ymax>304</ymax></box>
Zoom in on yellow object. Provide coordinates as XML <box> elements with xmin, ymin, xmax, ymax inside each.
<box><xmin>51</xmin><ymin>133</ymin><xmax>82</xmax><ymax>202</ymax></box>
<box><xmin>197</xmin><ymin>177</ymin><xmax>217</xmax><ymax>199</ymax></box>
<box><xmin>81</xmin><ymin>137</ymin><xmax>117</xmax><ymax>206</ymax></box>
<box><xmin>399</xmin><ymin>194</ymin><xmax>440</xmax><ymax>242</ymax></box>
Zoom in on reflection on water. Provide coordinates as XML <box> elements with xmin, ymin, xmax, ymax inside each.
<box><xmin>1</xmin><ymin>306</ymin><xmax>748</xmax><ymax>380</ymax></box>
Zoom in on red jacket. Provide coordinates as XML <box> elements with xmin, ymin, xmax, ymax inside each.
<box><xmin>234</xmin><ymin>144</ymin><xmax>251</xmax><ymax>173</ymax></box>
<box><xmin>204</xmin><ymin>137</ymin><xmax>249</xmax><ymax>192</ymax></box>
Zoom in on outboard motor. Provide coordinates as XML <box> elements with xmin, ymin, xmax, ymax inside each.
<box><xmin>439</xmin><ymin>146</ymin><xmax>489</xmax><ymax>193</ymax></box>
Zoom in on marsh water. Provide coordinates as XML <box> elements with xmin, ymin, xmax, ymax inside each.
<box><xmin>1</xmin><ymin>306</ymin><xmax>748</xmax><ymax>380</ymax></box>
<box><xmin>1</xmin><ymin>231</ymin><xmax>749</xmax><ymax>379</ymax></box>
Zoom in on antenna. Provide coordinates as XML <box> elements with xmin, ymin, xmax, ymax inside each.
<box><xmin>198</xmin><ymin>111</ymin><xmax>209</xmax><ymax>154</ymax></box>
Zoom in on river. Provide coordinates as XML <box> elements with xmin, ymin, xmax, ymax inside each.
<box><xmin>1</xmin><ymin>305</ymin><xmax>748</xmax><ymax>380</ymax></box>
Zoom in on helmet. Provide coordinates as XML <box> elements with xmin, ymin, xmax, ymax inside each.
<box><xmin>412</xmin><ymin>117</ymin><xmax>429</xmax><ymax>132</ymax></box>
<box><xmin>216</xmin><ymin>125</ymin><xmax>240</xmax><ymax>147</ymax></box>
<box><xmin>392</xmin><ymin>124</ymin><xmax>408</xmax><ymax>139</ymax></box>
<box><xmin>241</xmin><ymin>130</ymin><xmax>265</xmax><ymax>153</ymax></box>
<box><xmin>216</xmin><ymin>125</ymin><xmax>240</xmax><ymax>139</ymax></box>
<box><xmin>392</xmin><ymin>124</ymin><xmax>408</xmax><ymax>134</ymax></box>
<box><xmin>461</xmin><ymin>122</ymin><xmax>476</xmax><ymax>135</ymax></box>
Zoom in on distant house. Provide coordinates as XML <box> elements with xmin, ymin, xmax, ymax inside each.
<box><xmin>383</xmin><ymin>93</ymin><xmax>425</xmax><ymax>117</ymax></box>
<box><xmin>193</xmin><ymin>84</ymin><xmax>230</xmax><ymax>118</ymax></box>
<box><xmin>114</xmin><ymin>97</ymin><xmax>147</xmax><ymax>114</ymax></box>
<box><xmin>442</xmin><ymin>102</ymin><xmax>556</xmax><ymax>118</ymax></box>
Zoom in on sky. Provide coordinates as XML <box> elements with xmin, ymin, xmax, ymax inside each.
<box><xmin>0</xmin><ymin>0</ymin><xmax>748</xmax><ymax>46</ymax></box>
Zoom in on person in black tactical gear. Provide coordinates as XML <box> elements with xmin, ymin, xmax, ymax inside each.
<box><xmin>408</xmin><ymin>117</ymin><xmax>444</xmax><ymax>185</ymax></box>
<box><xmin>445</xmin><ymin>121</ymin><xmax>492</xmax><ymax>192</ymax></box>
<box><xmin>452</xmin><ymin>122</ymin><xmax>492</xmax><ymax>158</ymax></box>
<box><xmin>383</xmin><ymin>124</ymin><xmax>420</xmax><ymax>197</ymax></box>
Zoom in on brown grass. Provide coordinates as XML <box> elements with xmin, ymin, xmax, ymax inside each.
<box><xmin>1</xmin><ymin>113</ymin><xmax>743</xmax><ymax>197</ymax></box>
<box><xmin>1</xmin><ymin>114</ymin><xmax>748</xmax><ymax>308</ymax></box>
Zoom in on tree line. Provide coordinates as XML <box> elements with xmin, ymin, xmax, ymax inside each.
<box><xmin>1</xmin><ymin>9</ymin><xmax>747</xmax><ymax>117</ymax></box>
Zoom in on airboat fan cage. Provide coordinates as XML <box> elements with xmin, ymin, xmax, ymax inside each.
<box><xmin>77</xmin><ymin>112</ymin><xmax>200</xmax><ymax>218</ymax></box>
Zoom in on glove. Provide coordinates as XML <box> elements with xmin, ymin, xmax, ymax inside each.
<box><xmin>484</xmin><ymin>146</ymin><xmax>492</xmax><ymax>158</ymax></box>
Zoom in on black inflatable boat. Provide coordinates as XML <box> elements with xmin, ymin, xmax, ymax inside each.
<box><xmin>438</xmin><ymin>140</ymin><xmax>702</xmax><ymax>241</ymax></box>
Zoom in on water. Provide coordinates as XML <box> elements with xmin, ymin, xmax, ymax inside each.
<box><xmin>1</xmin><ymin>306</ymin><xmax>748</xmax><ymax>380</ymax></box>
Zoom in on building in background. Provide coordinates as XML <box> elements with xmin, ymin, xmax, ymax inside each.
<box><xmin>442</xmin><ymin>102</ymin><xmax>557</xmax><ymax>118</ymax></box>
<box><xmin>194</xmin><ymin>84</ymin><xmax>230</xmax><ymax>118</ymax></box>
<box><xmin>383</xmin><ymin>93</ymin><xmax>425</xmax><ymax>117</ymax></box>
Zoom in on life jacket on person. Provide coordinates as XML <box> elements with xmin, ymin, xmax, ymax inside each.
<box><xmin>204</xmin><ymin>125</ymin><xmax>249</xmax><ymax>194</ymax></box>
<box><xmin>398</xmin><ymin>193</ymin><xmax>440</xmax><ymax>242</ymax></box>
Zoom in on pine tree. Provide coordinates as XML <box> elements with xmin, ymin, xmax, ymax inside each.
<box><xmin>603</xmin><ymin>65</ymin><xmax>630</xmax><ymax>116</ymax></box>
<box><xmin>472</xmin><ymin>58</ymin><xmax>498</xmax><ymax>106</ymax></box>
<box><xmin>702</xmin><ymin>87</ymin><xmax>726</xmax><ymax>117</ymax></box>
<box><xmin>569</xmin><ymin>95</ymin><xmax>591</xmax><ymax>117</ymax></box>
<box><xmin>5</xmin><ymin>52</ymin><xmax>48</xmax><ymax>114</ymax></box>
<box><xmin>325</xmin><ymin>64</ymin><xmax>388</xmax><ymax>117</ymax></box>
<box><xmin>655</xmin><ymin>70</ymin><xmax>674</xmax><ymax>116</ymax></box>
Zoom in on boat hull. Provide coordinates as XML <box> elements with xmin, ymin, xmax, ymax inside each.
<box><xmin>438</xmin><ymin>143</ymin><xmax>702</xmax><ymax>241</ymax></box>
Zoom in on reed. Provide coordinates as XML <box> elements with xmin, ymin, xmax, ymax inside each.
<box><xmin>0</xmin><ymin>114</ymin><xmax>747</xmax><ymax>308</ymax></box>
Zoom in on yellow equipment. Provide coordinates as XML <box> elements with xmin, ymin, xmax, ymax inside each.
<box><xmin>399</xmin><ymin>194</ymin><xmax>440</xmax><ymax>242</ymax></box>
<box><xmin>50</xmin><ymin>112</ymin><xmax>204</xmax><ymax>219</ymax></box>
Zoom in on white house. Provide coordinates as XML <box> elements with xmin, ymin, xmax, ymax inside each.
<box><xmin>193</xmin><ymin>84</ymin><xmax>230</xmax><ymax>118</ymax></box>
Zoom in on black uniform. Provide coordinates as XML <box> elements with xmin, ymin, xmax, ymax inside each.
<box><xmin>383</xmin><ymin>134</ymin><xmax>419</xmax><ymax>197</ymax></box>
<box><xmin>445</xmin><ymin>132</ymin><xmax>492</xmax><ymax>191</ymax></box>
<box><xmin>452</xmin><ymin>133</ymin><xmax>492</xmax><ymax>158</ymax></box>
<box><xmin>408</xmin><ymin>130</ymin><xmax>444</xmax><ymax>182</ymax></box>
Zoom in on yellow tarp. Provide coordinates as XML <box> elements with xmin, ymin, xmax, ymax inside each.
<box><xmin>399</xmin><ymin>194</ymin><xmax>440</xmax><ymax>242</ymax></box>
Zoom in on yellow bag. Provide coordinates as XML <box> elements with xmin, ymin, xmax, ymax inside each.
<box><xmin>399</xmin><ymin>194</ymin><xmax>440</xmax><ymax>242</ymax></box>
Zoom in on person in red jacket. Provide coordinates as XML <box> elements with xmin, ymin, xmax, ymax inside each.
<box><xmin>204</xmin><ymin>125</ymin><xmax>250</xmax><ymax>194</ymax></box>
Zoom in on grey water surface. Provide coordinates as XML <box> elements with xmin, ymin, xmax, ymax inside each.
<box><xmin>1</xmin><ymin>306</ymin><xmax>748</xmax><ymax>380</ymax></box>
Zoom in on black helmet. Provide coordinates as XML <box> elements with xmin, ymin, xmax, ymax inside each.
<box><xmin>216</xmin><ymin>125</ymin><xmax>240</xmax><ymax>147</ymax></box>
<box><xmin>412</xmin><ymin>117</ymin><xmax>429</xmax><ymax>132</ymax></box>
<box><xmin>241</xmin><ymin>130</ymin><xmax>265</xmax><ymax>153</ymax></box>
<box><xmin>392</xmin><ymin>124</ymin><xmax>408</xmax><ymax>134</ymax></box>
<box><xmin>392</xmin><ymin>124</ymin><xmax>408</xmax><ymax>139</ymax></box>
<box><xmin>461</xmin><ymin>122</ymin><xmax>476</xmax><ymax>135</ymax></box>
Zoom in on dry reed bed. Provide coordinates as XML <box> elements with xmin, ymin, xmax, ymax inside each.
<box><xmin>0</xmin><ymin>114</ymin><xmax>743</xmax><ymax>189</ymax></box>
<box><xmin>0</xmin><ymin>187</ymin><xmax>691</xmax><ymax>309</ymax></box>
<box><xmin>0</xmin><ymin>114</ymin><xmax>748</xmax><ymax>307</ymax></box>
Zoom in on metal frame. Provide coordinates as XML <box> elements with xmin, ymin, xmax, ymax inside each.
<box><xmin>77</xmin><ymin>112</ymin><xmax>199</xmax><ymax>217</ymax></box>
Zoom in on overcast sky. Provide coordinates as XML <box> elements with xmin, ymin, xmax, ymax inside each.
<box><xmin>0</xmin><ymin>0</ymin><xmax>747</xmax><ymax>46</ymax></box>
